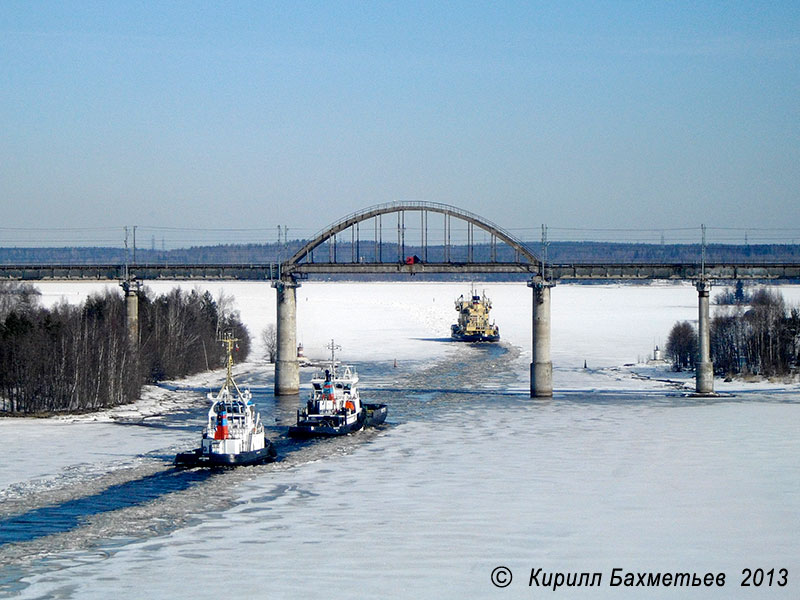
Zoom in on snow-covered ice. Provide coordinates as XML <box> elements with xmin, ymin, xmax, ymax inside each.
<box><xmin>3</xmin><ymin>280</ymin><xmax>799</xmax><ymax>599</ymax></box>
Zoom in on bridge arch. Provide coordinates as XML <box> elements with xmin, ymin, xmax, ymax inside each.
<box><xmin>285</xmin><ymin>201</ymin><xmax>540</xmax><ymax>267</ymax></box>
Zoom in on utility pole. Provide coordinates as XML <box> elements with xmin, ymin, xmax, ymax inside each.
<box><xmin>541</xmin><ymin>224</ymin><xmax>550</xmax><ymax>280</ymax></box>
<box><xmin>701</xmin><ymin>224</ymin><xmax>706</xmax><ymax>279</ymax></box>
<box><xmin>123</xmin><ymin>226</ymin><xmax>129</xmax><ymax>279</ymax></box>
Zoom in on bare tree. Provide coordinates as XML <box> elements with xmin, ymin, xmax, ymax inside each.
<box><xmin>262</xmin><ymin>324</ymin><xmax>277</xmax><ymax>363</ymax></box>
<box><xmin>709</xmin><ymin>288</ymin><xmax>800</xmax><ymax>377</ymax></box>
<box><xmin>214</xmin><ymin>289</ymin><xmax>238</xmax><ymax>333</ymax></box>
<box><xmin>0</xmin><ymin>281</ymin><xmax>40</xmax><ymax>320</ymax></box>
<box><xmin>745</xmin><ymin>289</ymin><xmax>789</xmax><ymax>376</ymax></box>
<box><xmin>666</xmin><ymin>321</ymin><xmax>698</xmax><ymax>371</ymax></box>
<box><xmin>0</xmin><ymin>285</ymin><xmax>250</xmax><ymax>414</ymax></box>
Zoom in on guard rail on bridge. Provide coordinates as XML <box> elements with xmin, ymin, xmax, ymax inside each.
<box><xmin>0</xmin><ymin>263</ymin><xmax>282</xmax><ymax>281</ymax></box>
<box><xmin>0</xmin><ymin>261</ymin><xmax>798</xmax><ymax>281</ymax></box>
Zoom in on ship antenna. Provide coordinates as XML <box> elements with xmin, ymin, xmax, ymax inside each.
<box><xmin>326</xmin><ymin>338</ymin><xmax>341</xmax><ymax>375</ymax></box>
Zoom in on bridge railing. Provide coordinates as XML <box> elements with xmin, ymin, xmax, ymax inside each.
<box><xmin>0</xmin><ymin>262</ymin><xmax>283</xmax><ymax>281</ymax></box>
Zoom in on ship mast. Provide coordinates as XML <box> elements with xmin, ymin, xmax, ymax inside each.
<box><xmin>220</xmin><ymin>331</ymin><xmax>244</xmax><ymax>396</ymax></box>
<box><xmin>326</xmin><ymin>339</ymin><xmax>341</xmax><ymax>376</ymax></box>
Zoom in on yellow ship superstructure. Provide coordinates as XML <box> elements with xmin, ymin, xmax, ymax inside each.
<box><xmin>451</xmin><ymin>288</ymin><xmax>500</xmax><ymax>342</ymax></box>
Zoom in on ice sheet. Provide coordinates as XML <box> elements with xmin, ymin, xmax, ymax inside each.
<box><xmin>4</xmin><ymin>280</ymin><xmax>799</xmax><ymax>599</ymax></box>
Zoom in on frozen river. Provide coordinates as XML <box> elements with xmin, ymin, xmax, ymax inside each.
<box><xmin>1</xmin><ymin>281</ymin><xmax>798</xmax><ymax>599</ymax></box>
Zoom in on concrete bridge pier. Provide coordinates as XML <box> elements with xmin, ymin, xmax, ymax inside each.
<box><xmin>528</xmin><ymin>276</ymin><xmax>554</xmax><ymax>398</ymax></box>
<box><xmin>121</xmin><ymin>280</ymin><xmax>140</xmax><ymax>347</ymax></box>
<box><xmin>273</xmin><ymin>276</ymin><xmax>301</xmax><ymax>395</ymax></box>
<box><xmin>696</xmin><ymin>280</ymin><xmax>714</xmax><ymax>395</ymax></box>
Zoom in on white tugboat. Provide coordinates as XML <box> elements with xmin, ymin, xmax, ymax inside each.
<box><xmin>288</xmin><ymin>340</ymin><xmax>387</xmax><ymax>438</ymax></box>
<box><xmin>175</xmin><ymin>333</ymin><xmax>276</xmax><ymax>467</ymax></box>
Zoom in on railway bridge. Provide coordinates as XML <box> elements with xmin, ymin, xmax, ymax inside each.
<box><xmin>2</xmin><ymin>201</ymin><xmax>799</xmax><ymax>398</ymax></box>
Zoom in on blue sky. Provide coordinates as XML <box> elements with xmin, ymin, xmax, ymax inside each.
<box><xmin>1</xmin><ymin>1</ymin><xmax>798</xmax><ymax>245</ymax></box>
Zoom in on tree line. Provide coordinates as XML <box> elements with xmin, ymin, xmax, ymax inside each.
<box><xmin>0</xmin><ymin>283</ymin><xmax>249</xmax><ymax>414</ymax></box>
<box><xmin>666</xmin><ymin>287</ymin><xmax>800</xmax><ymax>377</ymax></box>
<box><xmin>4</xmin><ymin>240</ymin><xmax>800</xmax><ymax>266</ymax></box>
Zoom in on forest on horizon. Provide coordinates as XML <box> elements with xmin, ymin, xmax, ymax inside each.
<box><xmin>1</xmin><ymin>240</ymin><xmax>799</xmax><ymax>267</ymax></box>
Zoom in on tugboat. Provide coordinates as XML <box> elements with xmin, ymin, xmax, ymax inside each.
<box><xmin>451</xmin><ymin>287</ymin><xmax>500</xmax><ymax>342</ymax></box>
<box><xmin>288</xmin><ymin>340</ymin><xmax>387</xmax><ymax>438</ymax></box>
<box><xmin>175</xmin><ymin>333</ymin><xmax>276</xmax><ymax>467</ymax></box>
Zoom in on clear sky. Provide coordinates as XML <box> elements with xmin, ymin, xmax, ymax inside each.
<box><xmin>1</xmin><ymin>1</ymin><xmax>798</xmax><ymax>245</ymax></box>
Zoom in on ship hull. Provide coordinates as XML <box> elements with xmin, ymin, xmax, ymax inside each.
<box><xmin>288</xmin><ymin>404</ymin><xmax>387</xmax><ymax>439</ymax></box>
<box><xmin>364</xmin><ymin>403</ymin><xmax>388</xmax><ymax>426</ymax></box>
<box><xmin>175</xmin><ymin>438</ymin><xmax>277</xmax><ymax>468</ymax></box>
<box><xmin>451</xmin><ymin>331</ymin><xmax>500</xmax><ymax>343</ymax></box>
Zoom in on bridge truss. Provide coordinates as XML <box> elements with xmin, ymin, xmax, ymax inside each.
<box><xmin>283</xmin><ymin>201</ymin><xmax>541</xmax><ymax>275</ymax></box>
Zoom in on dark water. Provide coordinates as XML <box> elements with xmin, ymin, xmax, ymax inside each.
<box><xmin>0</xmin><ymin>469</ymin><xmax>212</xmax><ymax>545</ymax></box>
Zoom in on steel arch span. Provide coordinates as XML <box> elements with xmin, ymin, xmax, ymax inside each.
<box><xmin>285</xmin><ymin>201</ymin><xmax>540</xmax><ymax>270</ymax></box>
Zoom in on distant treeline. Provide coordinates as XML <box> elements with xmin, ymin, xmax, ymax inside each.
<box><xmin>0</xmin><ymin>283</ymin><xmax>250</xmax><ymax>414</ymax></box>
<box><xmin>2</xmin><ymin>241</ymin><xmax>800</xmax><ymax>266</ymax></box>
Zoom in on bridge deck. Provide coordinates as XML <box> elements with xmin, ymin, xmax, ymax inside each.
<box><xmin>0</xmin><ymin>262</ymin><xmax>799</xmax><ymax>281</ymax></box>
